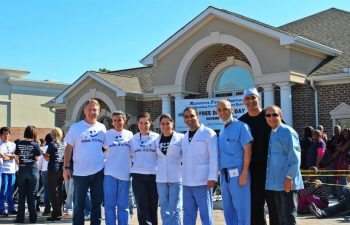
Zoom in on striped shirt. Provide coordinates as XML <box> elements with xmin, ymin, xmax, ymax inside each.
<box><xmin>298</xmin><ymin>179</ymin><xmax>328</xmax><ymax>202</ymax></box>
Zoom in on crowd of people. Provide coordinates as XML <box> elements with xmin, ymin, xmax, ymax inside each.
<box><xmin>0</xmin><ymin>87</ymin><xmax>349</xmax><ymax>225</ymax></box>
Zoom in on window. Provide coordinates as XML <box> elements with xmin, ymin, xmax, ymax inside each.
<box><xmin>213</xmin><ymin>66</ymin><xmax>254</xmax><ymax>97</ymax></box>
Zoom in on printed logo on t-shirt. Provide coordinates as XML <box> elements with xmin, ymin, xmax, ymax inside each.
<box><xmin>140</xmin><ymin>140</ymin><xmax>148</xmax><ymax>148</ymax></box>
<box><xmin>159</xmin><ymin>141</ymin><xmax>170</xmax><ymax>155</ymax></box>
<box><xmin>89</xmin><ymin>130</ymin><xmax>98</xmax><ymax>138</ymax></box>
<box><xmin>115</xmin><ymin>135</ymin><xmax>123</xmax><ymax>142</ymax></box>
<box><xmin>81</xmin><ymin>129</ymin><xmax>103</xmax><ymax>144</ymax></box>
<box><xmin>109</xmin><ymin>135</ymin><xmax>129</xmax><ymax>148</ymax></box>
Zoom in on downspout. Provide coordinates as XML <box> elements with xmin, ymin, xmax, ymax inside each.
<box><xmin>310</xmin><ymin>80</ymin><xmax>318</xmax><ymax>127</ymax></box>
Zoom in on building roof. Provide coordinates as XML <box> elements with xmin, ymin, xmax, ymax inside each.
<box><xmin>141</xmin><ymin>6</ymin><xmax>341</xmax><ymax>66</ymax></box>
<box><xmin>279</xmin><ymin>8</ymin><xmax>350</xmax><ymax>76</ymax></box>
<box><xmin>98</xmin><ymin>67</ymin><xmax>155</xmax><ymax>93</ymax></box>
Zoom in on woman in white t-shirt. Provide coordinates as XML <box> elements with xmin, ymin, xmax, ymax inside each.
<box><xmin>103</xmin><ymin>111</ymin><xmax>133</xmax><ymax>225</ymax></box>
<box><xmin>156</xmin><ymin>114</ymin><xmax>183</xmax><ymax>225</ymax></box>
<box><xmin>130</xmin><ymin>112</ymin><xmax>159</xmax><ymax>225</ymax></box>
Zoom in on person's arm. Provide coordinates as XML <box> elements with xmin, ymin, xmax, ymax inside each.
<box><xmin>316</xmin><ymin>144</ymin><xmax>326</xmax><ymax>167</ymax></box>
<box><xmin>0</xmin><ymin>153</ymin><xmax>10</xmax><ymax>161</ymax></box>
<box><xmin>239</xmin><ymin>142</ymin><xmax>252</xmax><ymax>186</ymax></box>
<box><xmin>336</xmin><ymin>141</ymin><xmax>350</xmax><ymax>153</ymax></box>
<box><xmin>63</xmin><ymin>144</ymin><xmax>73</xmax><ymax>181</ymax></box>
<box><xmin>207</xmin><ymin>130</ymin><xmax>218</xmax><ymax>189</ymax></box>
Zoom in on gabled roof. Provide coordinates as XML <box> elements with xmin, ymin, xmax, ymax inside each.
<box><xmin>279</xmin><ymin>8</ymin><xmax>350</xmax><ymax>76</ymax></box>
<box><xmin>45</xmin><ymin>67</ymin><xmax>154</xmax><ymax>107</ymax></box>
<box><xmin>140</xmin><ymin>6</ymin><xmax>341</xmax><ymax>66</ymax></box>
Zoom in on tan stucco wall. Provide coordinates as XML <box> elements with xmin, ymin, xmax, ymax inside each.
<box><xmin>0</xmin><ymin>103</ymin><xmax>9</xmax><ymax>127</ymax></box>
<box><xmin>289</xmin><ymin>49</ymin><xmax>324</xmax><ymax>75</ymax></box>
<box><xmin>152</xmin><ymin>17</ymin><xmax>291</xmax><ymax>87</ymax></box>
<box><xmin>10</xmin><ymin>93</ymin><xmax>56</xmax><ymax>127</ymax></box>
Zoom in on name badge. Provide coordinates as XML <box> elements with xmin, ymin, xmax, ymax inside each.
<box><xmin>228</xmin><ymin>168</ymin><xmax>239</xmax><ymax>178</ymax></box>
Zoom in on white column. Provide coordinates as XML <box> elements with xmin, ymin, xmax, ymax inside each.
<box><xmin>173</xmin><ymin>94</ymin><xmax>184</xmax><ymax>100</ymax></box>
<box><xmin>260</xmin><ymin>84</ymin><xmax>275</xmax><ymax>108</ymax></box>
<box><xmin>160</xmin><ymin>95</ymin><xmax>171</xmax><ymax>115</ymax></box>
<box><xmin>278</xmin><ymin>82</ymin><xmax>293</xmax><ymax>126</ymax></box>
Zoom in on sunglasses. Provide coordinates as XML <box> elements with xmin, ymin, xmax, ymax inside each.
<box><xmin>265</xmin><ymin>113</ymin><xmax>279</xmax><ymax>118</ymax></box>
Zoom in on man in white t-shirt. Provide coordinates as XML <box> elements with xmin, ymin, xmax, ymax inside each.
<box><xmin>0</xmin><ymin>127</ymin><xmax>17</xmax><ymax>215</ymax></box>
<box><xmin>63</xmin><ymin>99</ymin><xmax>106</xmax><ymax>225</ymax></box>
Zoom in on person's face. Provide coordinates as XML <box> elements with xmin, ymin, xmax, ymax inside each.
<box><xmin>313</xmin><ymin>134</ymin><xmax>321</xmax><ymax>141</ymax></box>
<box><xmin>184</xmin><ymin>109</ymin><xmax>200</xmax><ymax>130</ymax></box>
<box><xmin>160</xmin><ymin>118</ymin><xmax>173</xmax><ymax>135</ymax></box>
<box><xmin>265</xmin><ymin>107</ymin><xmax>282</xmax><ymax>130</ymax></box>
<box><xmin>216</xmin><ymin>102</ymin><xmax>232</xmax><ymax>122</ymax></box>
<box><xmin>1</xmin><ymin>131</ymin><xmax>10</xmax><ymax>143</ymax></box>
<box><xmin>334</xmin><ymin>127</ymin><xmax>340</xmax><ymax>136</ymax></box>
<box><xmin>84</xmin><ymin>103</ymin><xmax>100</xmax><ymax>123</ymax></box>
<box><xmin>243</xmin><ymin>94</ymin><xmax>260</xmax><ymax>111</ymax></box>
<box><xmin>138</xmin><ymin>117</ymin><xmax>151</xmax><ymax>134</ymax></box>
<box><xmin>113</xmin><ymin>115</ymin><xmax>125</xmax><ymax>131</ymax></box>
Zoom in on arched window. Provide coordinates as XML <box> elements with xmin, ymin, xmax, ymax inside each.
<box><xmin>214</xmin><ymin>66</ymin><xmax>254</xmax><ymax>97</ymax></box>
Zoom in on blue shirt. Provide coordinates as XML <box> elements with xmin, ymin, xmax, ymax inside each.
<box><xmin>218</xmin><ymin>120</ymin><xmax>253</xmax><ymax>169</ymax></box>
<box><xmin>265</xmin><ymin>124</ymin><xmax>304</xmax><ymax>191</ymax></box>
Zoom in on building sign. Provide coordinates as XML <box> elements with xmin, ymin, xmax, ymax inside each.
<box><xmin>175</xmin><ymin>96</ymin><xmax>246</xmax><ymax>131</ymax></box>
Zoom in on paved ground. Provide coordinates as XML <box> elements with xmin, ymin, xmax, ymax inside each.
<box><xmin>0</xmin><ymin>206</ymin><xmax>347</xmax><ymax>225</ymax></box>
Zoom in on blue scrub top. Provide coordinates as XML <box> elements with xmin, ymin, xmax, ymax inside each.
<box><xmin>218</xmin><ymin>120</ymin><xmax>253</xmax><ymax>169</ymax></box>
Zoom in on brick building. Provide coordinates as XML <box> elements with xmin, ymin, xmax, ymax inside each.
<box><xmin>46</xmin><ymin>7</ymin><xmax>350</xmax><ymax>135</ymax></box>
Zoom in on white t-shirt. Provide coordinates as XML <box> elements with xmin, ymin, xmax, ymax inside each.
<box><xmin>64</xmin><ymin>120</ymin><xmax>106</xmax><ymax>176</ymax></box>
<box><xmin>0</xmin><ymin>141</ymin><xmax>16</xmax><ymax>174</ymax></box>
<box><xmin>103</xmin><ymin>129</ymin><xmax>133</xmax><ymax>181</ymax></box>
<box><xmin>130</xmin><ymin>131</ymin><xmax>159</xmax><ymax>175</ymax></box>
<box><xmin>37</xmin><ymin>146</ymin><xmax>48</xmax><ymax>172</ymax></box>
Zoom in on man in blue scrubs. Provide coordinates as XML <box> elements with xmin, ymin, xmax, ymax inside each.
<box><xmin>265</xmin><ymin>105</ymin><xmax>303</xmax><ymax>225</ymax></box>
<box><xmin>216</xmin><ymin>100</ymin><xmax>253</xmax><ymax>225</ymax></box>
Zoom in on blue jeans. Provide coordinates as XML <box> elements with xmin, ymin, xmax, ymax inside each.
<box><xmin>0</xmin><ymin>173</ymin><xmax>16</xmax><ymax>212</ymax></box>
<box><xmin>273</xmin><ymin>191</ymin><xmax>297</xmax><ymax>225</ymax></box>
<box><xmin>73</xmin><ymin>169</ymin><xmax>104</xmax><ymax>225</ymax></box>
<box><xmin>104</xmin><ymin>175</ymin><xmax>130</xmax><ymax>225</ymax></box>
<box><xmin>64</xmin><ymin>178</ymin><xmax>74</xmax><ymax>211</ymax></box>
<box><xmin>157</xmin><ymin>182</ymin><xmax>182</xmax><ymax>225</ymax></box>
<box><xmin>220</xmin><ymin>168</ymin><xmax>250</xmax><ymax>225</ymax></box>
<box><xmin>16</xmin><ymin>166</ymin><xmax>39</xmax><ymax>223</ymax></box>
<box><xmin>41</xmin><ymin>171</ymin><xmax>51</xmax><ymax>212</ymax></box>
<box><xmin>183</xmin><ymin>185</ymin><xmax>213</xmax><ymax>225</ymax></box>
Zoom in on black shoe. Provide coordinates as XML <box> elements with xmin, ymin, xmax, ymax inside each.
<box><xmin>0</xmin><ymin>211</ymin><xmax>8</xmax><ymax>217</ymax></box>
<box><xmin>47</xmin><ymin>217</ymin><xmax>61</xmax><ymax>221</ymax></box>
<box><xmin>13</xmin><ymin>219</ymin><xmax>24</xmax><ymax>223</ymax></box>
<box><xmin>29</xmin><ymin>219</ymin><xmax>37</xmax><ymax>223</ymax></box>
<box><xmin>8</xmin><ymin>210</ymin><xmax>17</xmax><ymax>215</ymax></box>
<box><xmin>309</xmin><ymin>202</ymin><xmax>326</xmax><ymax>218</ymax></box>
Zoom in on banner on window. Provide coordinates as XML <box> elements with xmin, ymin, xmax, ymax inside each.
<box><xmin>175</xmin><ymin>96</ymin><xmax>246</xmax><ymax>131</ymax></box>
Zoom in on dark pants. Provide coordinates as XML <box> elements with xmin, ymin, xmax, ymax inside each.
<box><xmin>131</xmin><ymin>173</ymin><xmax>158</xmax><ymax>225</ymax></box>
<box><xmin>250</xmin><ymin>163</ymin><xmax>279</xmax><ymax>225</ymax></box>
<box><xmin>73</xmin><ymin>169</ymin><xmax>104</xmax><ymax>225</ymax></box>
<box><xmin>273</xmin><ymin>191</ymin><xmax>298</xmax><ymax>225</ymax></box>
<box><xmin>324</xmin><ymin>187</ymin><xmax>350</xmax><ymax>217</ymax></box>
<box><xmin>47</xmin><ymin>170</ymin><xmax>64</xmax><ymax>218</ymax></box>
<box><xmin>16</xmin><ymin>166</ymin><xmax>39</xmax><ymax>223</ymax></box>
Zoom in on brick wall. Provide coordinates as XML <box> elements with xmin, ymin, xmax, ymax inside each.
<box><xmin>199</xmin><ymin>45</ymin><xmax>250</xmax><ymax>98</ymax></box>
<box><xmin>10</xmin><ymin>127</ymin><xmax>52</xmax><ymax>142</ymax></box>
<box><xmin>317</xmin><ymin>83</ymin><xmax>350</xmax><ymax>135</ymax></box>
<box><xmin>55</xmin><ymin>109</ymin><xmax>66</xmax><ymax>128</ymax></box>
<box><xmin>292</xmin><ymin>84</ymin><xmax>315</xmax><ymax>134</ymax></box>
<box><xmin>136</xmin><ymin>100</ymin><xmax>162</xmax><ymax>132</ymax></box>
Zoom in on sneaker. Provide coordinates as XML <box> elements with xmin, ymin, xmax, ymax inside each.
<box><xmin>84</xmin><ymin>214</ymin><xmax>90</xmax><ymax>220</ymax></box>
<box><xmin>309</xmin><ymin>202</ymin><xmax>326</xmax><ymax>218</ymax></box>
<box><xmin>47</xmin><ymin>217</ymin><xmax>61</xmax><ymax>221</ymax></box>
<box><xmin>0</xmin><ymin>211</ymin><xmax>8</xmax><ymax>217</ymax></box>
<box><xmin>13</xmin><ymin>219</ymin><xmax>24</xmax><ymax>223</ymax></box>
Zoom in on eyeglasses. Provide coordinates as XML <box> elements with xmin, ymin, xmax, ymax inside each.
<box><xmin>265</xmin><ymin>113</ymin><xmax>279</xmax><ymax>118</ymax></box>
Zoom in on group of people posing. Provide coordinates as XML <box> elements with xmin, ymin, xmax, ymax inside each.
<box><xmin>0</xmin><ymin>87</ymin><xmax>306</xmax><ymax>225</ymax></box>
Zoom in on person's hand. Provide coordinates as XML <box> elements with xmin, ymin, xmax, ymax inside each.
<box><xmin>239</xmin><ymin>171</ymin><xmax>248</xmax><ymax>186</ymax></box>
<box><xmin>284</xmin><ymin>177</ymin><xmax>293</xmax><ymax>192</ymax></box>
<box><xmin>207</xmin><ymin>180</ymin><xmax>216</xmax><ymax>189</ymax></box>
<box><xmin>63</xmin><ymin>169</ymin><xmax>71</xmax><ymax>181</ymax></box>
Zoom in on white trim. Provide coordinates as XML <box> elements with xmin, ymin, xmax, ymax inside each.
<box><xmin>175</xmin><ymin>32</ymin><xmax>262</xmax><ymax>92</ymax></box>
<box><xmin>7</xmin><ymin>77</ymin><xmax>69</xmax><ymax>90</ymax></box>
<box><xmin>141</xmin><ymin>7</ymin><xmax>340</xmax><ymax>66</ymax></box>
<box><xmin>330</xmin><ymin>102</ymin><xmax>350</xmax><ymax>119</ymax></box>
<box><xmin>71</xmin><ymin>89</ymin><xmax>117</xmax><ymax>122</ymax></box>
<box><xmin>206</xmin><ymin>57</ymin><xmax>253</xmax><ymax>97</ymax></box>
<box><xmin>56</xmin><ymin>71</ymin><xmax>127</xmax><ymax>104</ymax></box>
<box><xmin>307</xmin><ymin>72</ymin><xmax>350</xmax><ymax>85</ymax></box>
<box><xmin>0</xmin><ymin>68</ymin><xmax>30</xmax><ymax>78</ymax></box>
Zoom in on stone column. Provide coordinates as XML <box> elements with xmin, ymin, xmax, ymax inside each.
<box><xmin>160</xmin><ymin>95</ymin><xmax>171</xmax><ymax>115</ymax></box>
<box><xmin>260</xmin><ymin>84</ymin><xmax>275</xmax><ymax>108</ymax></box>
<box><xmin>277</xmin><ymin>82</ymin><xmax>293</xmax><ymax>126</ymax></box>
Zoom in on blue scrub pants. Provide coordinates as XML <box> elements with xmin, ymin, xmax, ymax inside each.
<box><xmin>157</xmin><ymin>182</ymin><xmax>182</xmax><ymax>225</ymax></box>
<box><xmin>0</xmin><ymin>173</ymin><xmax>16</xmax><ymax>212</ymax></box>
<box><xmin>183</xmin><ymin>185</ymin><xmax>213</xmax><ymax>225</ymax></box>
<box><xmin>220</xmin><ymin>168</ymin><xmax>251</xmax><ymax>225</ymax></box>
<box><xmin>103</xmin><ymin>175</ymin><xmax>130</xmax><ymax>225</ymax></box>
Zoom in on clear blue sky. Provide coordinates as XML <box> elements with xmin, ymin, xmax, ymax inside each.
<box><xmin>1</xmin><ymin>0</ymin><xmax>349</xmax><ymax>84</ymax></box>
